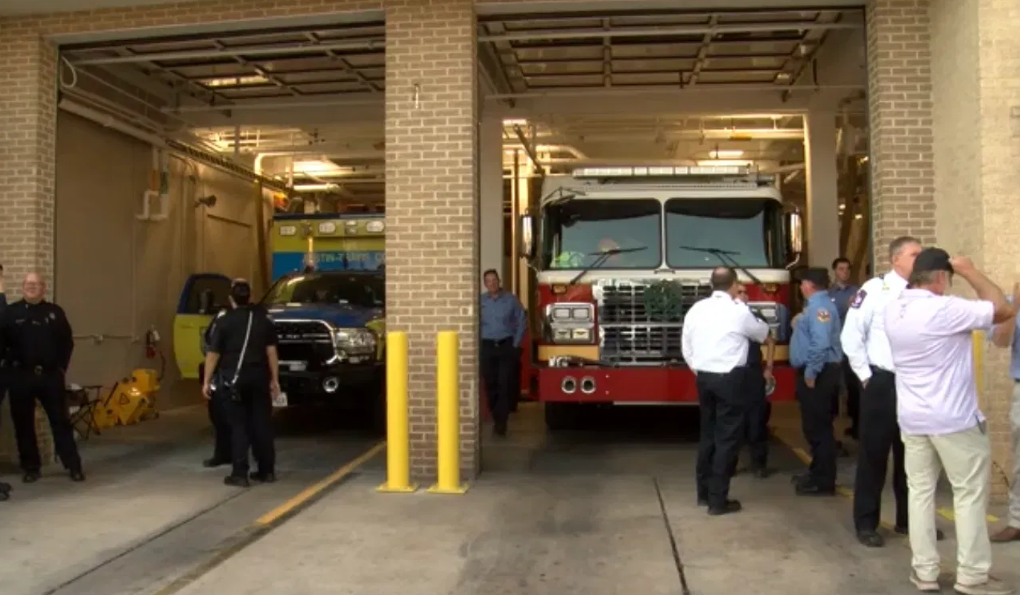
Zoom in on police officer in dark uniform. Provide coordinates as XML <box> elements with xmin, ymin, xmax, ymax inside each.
<box><xmin>199</xmin><ymin>303</ymin><xmax>232</xmax><ymax>468</ymax></box>
<box><xmin>0</xmin><ymin>272</ymin><xmax>83</xmax><ymax>483</ymax></box>
<box><xmin>0</xmin><ymin>266</ymin><xmax>11</xmax><ymax>500</ymax></box>
<box><xmin>789</xmin><ymin>267</ymin><xmax>842</xmax><ymax>496</ymax></box>
<box><xmin>202</xmin><ymin>279</ymin><xmax>280</xmax><ymax>487</ymax></box>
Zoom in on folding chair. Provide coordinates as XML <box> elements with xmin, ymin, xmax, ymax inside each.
<box><xmin>66</xmin><ymin>384</ymin><xmax>103</xmax><ymax>440</ymax></box>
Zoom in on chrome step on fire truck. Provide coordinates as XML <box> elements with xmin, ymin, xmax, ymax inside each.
<box><xmin>518</xmin><ymin>165</ymin><xmax>805</xmax><ymax>430</ymax></box>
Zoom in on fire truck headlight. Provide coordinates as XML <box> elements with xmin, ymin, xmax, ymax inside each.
<box><xmin>546</xmin><ymin>303</ymin><xmax>593</xmax><ymax>322</ymax></box>
<box><xmin>545</xmin><ymin>303</ymin><xmax>595</xmax><ymax>344</ymax></box>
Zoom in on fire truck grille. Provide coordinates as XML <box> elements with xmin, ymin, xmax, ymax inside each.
<box><xmin>596</xmin><ymin>281</ymin><xmax>711</xmax><ymax>364</ymax></box>
<box><xmin>601</xmin><ymin>325</ymin><xmax>684</xmax><ymax>364</ymax></box>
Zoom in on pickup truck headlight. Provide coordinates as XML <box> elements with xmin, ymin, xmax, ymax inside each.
<box><xmin>335</xmin><ymin>328</ymin><xmax>377</xmax><ymax>355</ymax></box>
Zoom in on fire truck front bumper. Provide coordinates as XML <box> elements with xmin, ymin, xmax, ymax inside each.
<box><xmin>535</xmin><ymin>364</ymin><xmax>797</xmax><ymax>404</ymax></box>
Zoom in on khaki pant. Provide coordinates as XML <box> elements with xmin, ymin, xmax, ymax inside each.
<box><xmin>1008</xmin><ymin>383</ymin><xmax>1020</xmax><ymax>528</ymax></box>
<box><xmin>903</xmin><ymin>425</ymin><xmax>992</xmax><ymax>586</ymax></box>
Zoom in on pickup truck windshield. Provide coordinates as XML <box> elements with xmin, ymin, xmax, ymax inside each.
<box><xmin>541</xmin><ymin>198</ymin><xmax>661</xmax><ymax>270</ymax></box>
<box><xmin>263</xmin><ymin>272</ymin><xmax>384</xmax><ymax>308</ymax></box>
<box><xmin>665</xmin><ymin>198</ymin><xmax>785</xmax><ymax>269</ymax></box>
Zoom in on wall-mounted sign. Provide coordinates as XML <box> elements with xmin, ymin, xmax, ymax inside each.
<box><xmin>278</xmin><ymin>225</ymin><xmax>297</xmax><ymax>236</ymax></box>
<box><xmin>318</xmin><ymin>222</ymin><xmax>337</xmax><ymax>234</ymax></box>
<box><xmin>366</xmin><ymin>220</ymin><xmax>385</xmax><ymax>233</ymax></box>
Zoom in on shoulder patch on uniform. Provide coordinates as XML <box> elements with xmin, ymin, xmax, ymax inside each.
<box><xmin>850</xmin><ymin>289</ymin><xmax>867</xmax><ymax>309</ymax></box>
<box><xmin>816</xmin><ymin>308</ymin><xmax>832</xmax><ymax>323</ymax></box>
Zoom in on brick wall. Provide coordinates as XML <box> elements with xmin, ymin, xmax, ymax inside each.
<box><xmin>866</xmin><ymin>0</ymin><xmax>936</xmax><ymax>269</ymax></box>
<box><xmin>384</xmin><ymin>0</ymin><xmax>479</xmax><ymax>480</ymax></box>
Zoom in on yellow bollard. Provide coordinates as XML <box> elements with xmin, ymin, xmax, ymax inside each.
<box><xmin>378</xmin><ymin>331</ymin><xmax>418</xmax><ymax>493</ymax></box>
<box><xmin>428</xmin><ymin>330</ymin><xmax>468</xmax><ymax>494</ymax></box>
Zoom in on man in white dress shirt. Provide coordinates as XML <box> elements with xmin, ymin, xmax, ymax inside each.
<box><xmin>682</xmin><ymin>267</ymin><xmax>770</xmax><ymax>516</ymax></box>
<box><xmin>842</xmin><ymin>236</ymin><xmax>924</xmax><ymax>548</ymax></box>
<box><xmin>885</xmin><ymin>249</ymin><xmax>1014</xmax><ymax>595</ymax></box>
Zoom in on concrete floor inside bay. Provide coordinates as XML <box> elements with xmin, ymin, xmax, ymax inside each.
<box><xmin>2</xmin><ymin>394</ymin><xmax>1019</xmax><ymax>595</ymax></box>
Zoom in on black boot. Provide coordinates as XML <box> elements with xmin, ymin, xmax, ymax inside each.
<box><xmin>249</xmin><ymin>471</ymin><xmax>277</xmax><ymax>484</ymax></box>
<box><xmin>22</xmin><ymin>470</ymin><xmax>40</xmax><ymax>483</ymax></box>
<box><xmin>0</xmin><ymin>481</ymin><xmax>10</xmax><ymax>501</ymax></box>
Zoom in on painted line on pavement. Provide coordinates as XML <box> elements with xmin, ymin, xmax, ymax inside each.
<box><xmin>152</xmin><ymin>440</ymin><xmax>386</xmax><ymax>595</ymax></box>
<box><xmin>775</xmin><ymin>432</ymin><xmax>1000</xmax><ymax>526</ymax></box>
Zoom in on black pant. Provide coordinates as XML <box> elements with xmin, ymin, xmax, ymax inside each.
<box><xmin>853</xmin><ymin>368</ymin><xmax>908</xmax><ymax>531</ymax></box>
<box><xmin>200</xmin><ymin>363</ymin><xmax>232</xmax><ymax>461</ymax></box>
<box><xmin>695</xmin><ymin>369</ymin><xmax>745</xmax><ymax>507</ymax></box>
<box><xmin>797</xmin><ymin>364</ymin><xmax>840</xmax><ymax>489</ymax></box>
<box><xmin>480</xmin><ymin>339</ymin><xmax>515</xmax><ymax>428</ymax></box>
<box><xmin>226</xmin><ymin>372</ymin><xmax>275</xmax><ymax>477</ymax></box>
<box><xmin>743</xmin><ymin>367</ymin><xmax>769</xmax><ymax>469</ymax></box>
<box><xmin>9</xmin><ymin>370</ymin><xmax>82</xmax><ymax>473</ymax></box>
<box><xmin>842</xmin><ymin>356</ymin><xmax>861</xmax><ymax>431</ymax></box>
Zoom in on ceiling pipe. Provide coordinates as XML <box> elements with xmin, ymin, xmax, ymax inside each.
<box><xmin>487</xmin><ymin>84</ymin><xmax>864</xmax><ymax>100</ymax></box>
<box><xmin>69</xmin><ymin>39</ymin><xmax>385</xmax><ymax>66</ymax></box>
<box><xmin>163</xmin><ymin>97</ymin><xmax>381</xmax><ymax>114</ymax></box>
<box><xmin>477</xmin><ymin>21</ymin><xmax>862</xmax><ymax>43</ymax></box>
<box><xmin>59</xmin><ymin>98</ymin><xmax>167</xmax><ymax>148</ymax></box>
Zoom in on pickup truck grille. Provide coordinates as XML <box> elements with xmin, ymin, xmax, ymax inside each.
<box><xmin>271</xmin><ymin>320</ymin><xmax>336</xmax><ymax>366</ymax></box>
<box><xmin>596</xmin><ymin>280</ymin><xmax>710</xmax><ymax>364</ymax></box>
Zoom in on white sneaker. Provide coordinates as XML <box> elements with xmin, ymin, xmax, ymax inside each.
<box><xmin>911</xmin><ymin>572</ymin><xmax>940</xmax><ymax>592</ymax></box>
<box><xmin>954</xmin><ymin>578</ymin><xmax>1014</xmax><ymax>595</ymax></box>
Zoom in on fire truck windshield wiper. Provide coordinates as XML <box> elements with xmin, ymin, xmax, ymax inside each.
<box><xmin>677</xmin><ymin>245</ymin><xmax>763</xmax><ymax>286</ymax></box>
<box><xmin>568</xmin><ymin>246</ymin><xmax>648</xmax><ymax>286</ymax></box>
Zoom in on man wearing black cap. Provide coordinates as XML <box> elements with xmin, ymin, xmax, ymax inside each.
<box><xmin>202</xmin><ymin>278</ymin><xmax>281</xmax><ymax>487</ymax></box>
<box><xmin>885</xmin><ymin>248</ymin><xmax>1014</xmax><ymax>595</ymax></box>
<box><xmin>789</xmin><ymin>267</ymin><xmax>843</xmax><ymax>496</ymax></box>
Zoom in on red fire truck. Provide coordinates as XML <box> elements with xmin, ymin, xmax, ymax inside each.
<box><xmin>518</xmin><ymin>165</ymin><xmax>805</xmax><ymax>429</ymax></box>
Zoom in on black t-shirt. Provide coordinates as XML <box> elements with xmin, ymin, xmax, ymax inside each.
<box><xmin>209</xmin><ymin>305</ymin><xmax>278</xmax><ymax>378</ymax></box>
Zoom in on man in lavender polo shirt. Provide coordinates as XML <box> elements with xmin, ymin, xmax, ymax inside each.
<box><xmin>885</xmin><ymin>249</ymin><xmax>1014</xmax><ymax>595</ymax></box>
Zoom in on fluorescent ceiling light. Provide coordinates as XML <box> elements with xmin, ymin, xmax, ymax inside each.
<box><xmin>203</xmin><ymin>75</ymin><xmax>268</xmax><ymax>88</ymax></box>
<box><xmin>695</xmin><ymin>159</ymin><xmax>753</xmax><ymax>167</ymax></box>
<box><xmin>292</xmin><ymin>159</ymin><xmax>349</xmax><ymax>175</ymax></box>
<box><xmin>503</xmin><ymin>118</ymin><xmax>528</xmax><ymax>126</ymax></box>
<box><xmin>710</xmin><ymin>149</ymin><xmax>744</xmax><ymax>159</ymax></box>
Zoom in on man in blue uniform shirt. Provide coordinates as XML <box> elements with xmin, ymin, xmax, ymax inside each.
<box><xmin>790</xmin><ymin>267</ymin><xmax>843</xmax><ymax>496</ymax></box>
<box><xmin>829</xmin><ymin>257</ymin><xmax>861</xmax><ymax>438</ymax></box>
<box><xmin>479</xmin><ymin>269</ymin><xmax>527</xmax><ymax>437</ymax></box>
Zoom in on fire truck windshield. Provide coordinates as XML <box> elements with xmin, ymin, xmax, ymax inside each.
<box><xmin>541</xmin><ymin>198</ymin><xmax>661</xmax><ymax>270</ymax></box>
<box><xmin>665</xmin><ymin>198</ymin><xmax>785</xmax><ymax>269</ymax></box>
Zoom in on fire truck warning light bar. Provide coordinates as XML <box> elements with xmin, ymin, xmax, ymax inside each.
<box><xmin>572</xmin><ymin>165</ymin><xmax>752</xmax><ymax>178</ymax></box>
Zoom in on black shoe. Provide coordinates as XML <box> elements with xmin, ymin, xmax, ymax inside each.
<box><xmin>0</xmin><ymin>483</ymin><xmax>9</xmax><ymax>501</ymax></box>
<box><xmin>894</xmin><ymin>525</ymin><xmax>945</xmax><ymax>541</ymax></box>
<box><xmin>795</xmin><ymin>483</ymin><xmax>836</xmax><ymax>496</ymax></box>
<box><xmin>203</xmin><ymin>457</ymin><xmax>230</xmax><ymax>468</ymax></box>
<box><xmin>493</xmin><ymin>422</ymin><xmax>507</xmax><ymax>437</ymax></box>
<box><xmin>22</xmin><ymin>471</ymin><xmax>40</xmax><ymax>484</ymax></box>
<box><xmin>707</xmin><ymin>499</ymin><xmax>742</xmax><ymax>516</ymax></box>
<box><xmin>249</xmin><ymin>471</ymin><xmax>277</xmax><ymax>484</ymax></box>
<box><xmin>857</xmin><ymin>529</ymin><xmax>885</xmax><ymax>548</ymax></box>
<box><xmin>697</xmin><ymin>497</ymin><xmax>708</xmax><ymax>507</ymax></box>
<box><xmin>836</xmin><ymin>441</ymin><xmax>851</xmax><ymax>458</ymax></box>
<box><xmin>750</xmin><ymin>466</ymin><xmax>772</xmax><ymax>479</ymax></box>
<box><xmin>69</xmin><ymin>469</ymin><xmax>86</xmax><ymax>482</ymax></box>
<box><xmin>224</xmin><ymin>474</ymin><xmax>251</xmax><ymax>488</ymax></box>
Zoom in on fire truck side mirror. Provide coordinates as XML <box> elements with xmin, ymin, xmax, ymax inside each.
<box><xmin>519</xmin><ymin>214</ymin><xmax>536</xmax><ymax>260</ymax></box>
<box><xmin>786</xmin><ymin>211</ymin><xmax>804</xmax><ymax>257</ymax></box>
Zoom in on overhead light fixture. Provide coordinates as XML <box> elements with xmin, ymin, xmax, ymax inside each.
<box><xmin>503</xmin><ymin>118</ymin><xmax>528</xmax><ymax>126</ymax></box>
<box><xmin>710</xmin><ymin>149</ymin><xmax>744</xmax><ymax>159</ymax></box>
<box><xmin>203</xmin><ymin>75</ymin><xmax>268</xmax><ymax>88</ymax></box>
<box><xmin>775</xmin><ymin>72</ymin><xmax>792</xmax><ymax>82</ymax></box>
<box><xmin>696</xmin><ymin>159</ymin><xmax>753</xmax><ymax>167</ymax></box>
<box><xmin>293</xmin><ymin>183</ymin><xmax>340</xmax><ymax>192</ymax></box>
<box><xmin>854</xmin><ymin>213</ymin><xmax>863</xmax><ymax>220</ymax></box>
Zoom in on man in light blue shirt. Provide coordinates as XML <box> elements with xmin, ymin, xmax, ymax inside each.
<box><xmin>790</xmin><ymin>267</ymin><xmax>843</xmax><ymax>497</ymax></box>
<box><xmin>990</xmin><ymin>284</ymin><xmax>1020</xmax><ymax>544</ymax></box>
<box><xmin>480</xmin><ymin>269</ymin><xmax>527</xmax><ymax>437</ymax></box>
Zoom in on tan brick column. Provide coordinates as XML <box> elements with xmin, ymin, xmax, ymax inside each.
<box><xmin>0</xmin><ymin>26</ymin><xmax>57</xmax><ymax>467</ymax></box>
<box><xmin>866</xmin><ymin>0</ymin><xmax>937</xmax><ymax>268</ymax></box>
<box><xmin>385</xmin><ymin>0</ymin><xmax>479</xmax><ymax>481</ymax></box>
<box><xmin>929</xmin><ymin>0</ymin><xmax>1020</xmax><ymax>503</ymax></box>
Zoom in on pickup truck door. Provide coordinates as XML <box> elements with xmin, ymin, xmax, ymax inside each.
<box><xmin>173</xmin><ymin>273</ymin><xmax>232</xmax><ymax>379</ymax></box>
